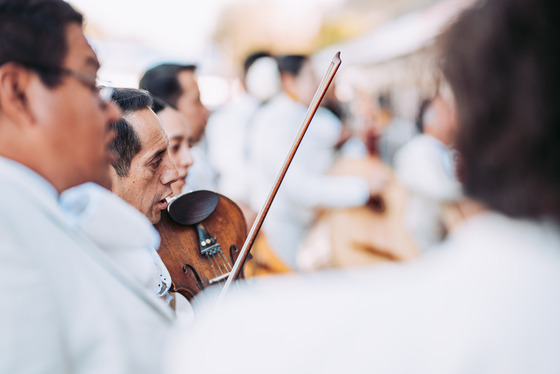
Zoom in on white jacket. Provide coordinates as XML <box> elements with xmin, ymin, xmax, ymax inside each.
<box><xmin>0</xmin><ymin>157</ymin><xmax>175</xmax><ymax>374</ymax></box>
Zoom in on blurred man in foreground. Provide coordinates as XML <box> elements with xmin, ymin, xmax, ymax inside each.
<box><xmin>171</xmin><ymin>0</ymin><xmax>560</xmax><ymax>372</ymax></box>
<box><xmin>0</xmin><ymin>1</ymin><xmax>176</xmax><ymax>373</ymax></box>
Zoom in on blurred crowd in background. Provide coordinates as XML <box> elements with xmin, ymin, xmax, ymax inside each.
<box><xmin>66</xmin><ymin>0</ymin><xmax>473</xmax><ymax>275</ymax></box>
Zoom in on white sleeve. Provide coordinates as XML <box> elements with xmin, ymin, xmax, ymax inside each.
<box><xmin>395</xmin><ymin>139</ymin><xmax>462</xmax><ymax>201</ymax></box>
<box><xmin>281</xmin><ymin>110</ymin><xmax>370</xmax><ymax>208</ymax></box>
<box><xmin>0</xmin><ymin>234</ymin><xmax>67</xmax><ymax>373</ymax></box>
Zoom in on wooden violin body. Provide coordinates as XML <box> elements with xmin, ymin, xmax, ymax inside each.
<box><xmin>155</xmin><ymin>191</ymin><xmax>248</xmax><ymax>301</ymax></box>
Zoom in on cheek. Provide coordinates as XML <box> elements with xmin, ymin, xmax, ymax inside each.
<box><xmin>169</xmin><ymin>150</ymin><xmax>180</xmax><ymax>166</ymax></box>
<box><xmin>116</xmin><ymin>169</ymin><xmax>155</xmax><ymax>212</ymax></box>
<box><xmin>70</xmin><ymin>105</ymin><xmax>107</xmax><ymax>153</ymax></box>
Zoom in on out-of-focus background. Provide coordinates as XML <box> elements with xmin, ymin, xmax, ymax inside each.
<box><xmin>68</xmin><ymin>0</ymin><xmax>473</xmax><ymax>274</ymax></box>
<box><xmin>68</xmin><ymin>0</ymin><xmax>472</xmax><ymax>119</ymax></box>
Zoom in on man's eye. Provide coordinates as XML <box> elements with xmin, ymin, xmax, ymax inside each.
<box><xmin>152</xmin><ymin>158</ymin><xmax>163</xmax><ymax>168</ymax></box>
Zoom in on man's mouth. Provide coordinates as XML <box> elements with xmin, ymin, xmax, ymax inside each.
<box><xmin>159</xmin><ymin>198</ymin><xmax>169</xmax><ymax>210</ymax></box>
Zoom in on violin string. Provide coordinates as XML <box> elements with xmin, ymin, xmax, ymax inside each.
<box><xmin>218</xmin><ymin>251</ymin><xmax>233</xmax><ymax>271</ymax></box>
<box><xmin>212</xmin><ymin>253</ymin><xmax>224</xmax><ymax>274</ymax></box>
<box><xmin>212</xmin><ymin>253</ymin><xmax>227</xmax><ymax>276</ymax></box>
<box><xmin>206</xmin><ymin>254</ymin><xmax>221</xmax><ymax>279</ymax></box>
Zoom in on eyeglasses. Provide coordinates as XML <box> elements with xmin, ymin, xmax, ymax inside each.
<box><xmin>17</xmin><ymin>62</ymin><xmax>114</xmax><ymax>105</ymax></box>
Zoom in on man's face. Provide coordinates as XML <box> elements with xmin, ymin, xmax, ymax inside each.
<box><xmin>176</xmin><ymin>70</ymin><xmax>209</xmax><ymax>144</ymax></box>
<box><xmin>293</xmin><ymin>60</ymin><xmax>318</xmax><ymax>107</ymax></box>
<box><xmin>282</xmin><ymin>60</ymin><xmax>318</xmax><ymax>107</ymax></box>
<box><xmin>432</xmin><ymin>96</ymin><xmax>458</xmax><ymax>146</ymax></box>
<box><xmin>111</xmin><ymin>109</ymin><xmax>178</xmax><ymax>224</ymax></box>
<box><xmin>32</xmin><ymin>23</ymin><xmax>121</xmax><ymax>191</ymax></box>
<box><xmin>157</xmin><ymin>107</ymin><xmax>194</xmax><ymax>196</ymax></box>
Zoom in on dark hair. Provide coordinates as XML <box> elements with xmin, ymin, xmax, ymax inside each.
<box><xmin>108</xmin><ymin>88</ymin><xmax>153</xmax><ymax>177</ymax></box>
<box><xmin>242</xmin><ymin>51</ymin><xmax>271</xmax><ymax>83</ymax></box>
<box><xmin>0</xmin><ymin>0</ymin><xmax>83</xmax><ymax>87</ymax></box>
<box><xmin>276</xmin><ymin>55</ymin><xmax>308</xmax><ymax>77</ymax></box>
<box><xmin>139</xmin><ymin>63</ymin><xmax>196</xmax><ymax>109</ymax></box>
<box><xmin>439</xmin><ymin>0</ymin><xmax>560</xmax><ymax>221</ymax></box>
<box><xmin>415</xmin><ymin>98</ymin><xmax>433</xmax><ymax>133</ymax></box>
<box><xmin>243</xmin><ymin>51</ymin><xmax>271</xmax><ymax>73</ymax></box>
<box><xmin>151</xmin><ymin>96</ymin><xmax>170</xmax><ymax>114</ymax></box>
<box><xmin>377</xmin><ymin>92</ymin><xmax>393</xmax><ymax>113</ymax></box>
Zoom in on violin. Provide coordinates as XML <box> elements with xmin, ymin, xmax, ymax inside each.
<box><xmin>154</xmin><ymin>190</ymin><xmax>248</xmax><ymax>301</ymax></box>
<box><xmin>155</xmin><ymin>52</ymin><xmax>342</xmax><ymax>302</ymax></box>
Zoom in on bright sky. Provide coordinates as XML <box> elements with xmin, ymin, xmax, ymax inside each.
<box><xmin>68</xmin><ymin>0</ymin><xmax>343</xmax><ymax>59</ymax></box>
<box><xmin>68</xmin><ymin>0</ymin><xmax>229</xmax><ymax>61</ymax></box>
<box><xmin>66</xmin><ymin>0</ymin><xmax>462</xmax><ymax>108</ymax></box>
<box><xmin>67</xmin><ymin>0</ymin><xmax>344</xmax><ymax>89</ymax></box>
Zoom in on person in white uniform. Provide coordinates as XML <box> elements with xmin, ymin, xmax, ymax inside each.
<box><xmin>139</xmin><ymin>63</ymin><xmax>216</xmax><ymax>192</ymax></box>
<box><xmin>0</xmin><ymin>1</ymin><xmax>176</xmax><ymax>373</ymax></box>
<box><xmin>106</xmin><ymin>88</ymin><xmax>194</xmax><ymax>320</ymax></box>
<box><xmin>395</xmin><ymin>94</ymin><xmax>463</xmax><ymax>250</ymax></box>
<box><xmin>248</xmin><ymin>54</ymin><xmax>386</xmax><ymax>269</ymax></box>
<box><xmin>168</xmin><ymin>0</ymin><xmax>560</xmax><ymax>373</ymax></box>
<box><xmin>206</xmin><ymin>51</ymin><xmax>280</xmax><ymax>226</ymax></box>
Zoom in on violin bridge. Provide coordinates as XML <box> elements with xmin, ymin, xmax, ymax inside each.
<box><xmin>208</xmin><ymin>272</ymin><xmax>231</xmax><ymax>285</ymax></box>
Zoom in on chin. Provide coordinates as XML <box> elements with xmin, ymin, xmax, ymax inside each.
<box><xmin>149</xmin><ymin>211</ymin><xmax>161</xmax><ymax>225</ymax></box>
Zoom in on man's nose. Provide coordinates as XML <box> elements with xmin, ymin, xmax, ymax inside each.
<box><xmin>202</xmin><ymin>104</ymin><xmax>210</xmax><ymax>122</ymax></box>
<box><xmin>161</xmin><ymin>156</ymin><xmax>179</xmax><ymax>185</ymax></box>
<box><xmin>179</xmin><ymin>144</ymin><xmax>194</xmax><ymax>169</ymax></box>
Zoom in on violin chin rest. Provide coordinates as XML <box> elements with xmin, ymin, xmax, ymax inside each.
<box><xmin>167</xmin><ymin>190</ymin><xmax>219</xmax><ymax>225</ymax></box>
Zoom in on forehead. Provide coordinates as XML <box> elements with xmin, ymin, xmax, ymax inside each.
<box><xmin>63</xmin><ymin>23</ymin><xmax>100</xmax><ymax>71</ymax></box>
<box><xmin>158</xmin><ymin>107</ymin><xmax>192</xmax><ymax>138</ymax></box>
<box><xmin>298</xmin><ymin>60</ymin><xmax>315</xmax><ymax>79</ymax></box>
<box><xmin>125</xmin><ymin>109</ymin><xmax>168</xmax><ymax>160</ymax></box>
<box><xmin>177</xmin><ymin>70</ymin><xmax>199</xmax><ymax>95</ymax></box>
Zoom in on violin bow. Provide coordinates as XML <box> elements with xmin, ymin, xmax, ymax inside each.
<box><xmin>218</xmin><ymin>51</ymin><xmax>342</xmax><ymax>302</ymax></box>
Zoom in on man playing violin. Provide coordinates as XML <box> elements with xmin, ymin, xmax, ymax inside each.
<box><xmin>108</xmin><ymin>88</ymin><xmax>180</xmax><ymax>224</ymax></box>
<box><xmin>107</xmin><ymin>87</ymin><xmax>194</xmax><ymax>318</ymax></box>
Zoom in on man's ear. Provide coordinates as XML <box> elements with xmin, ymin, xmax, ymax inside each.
<box><xmin>0</xmin><ymin>62</ymin><xmax>36</xmax><ymax>126</ymax></box>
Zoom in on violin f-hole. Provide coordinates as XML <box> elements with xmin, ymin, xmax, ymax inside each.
<box><xmin>181</xmin><ymin>264</ymin><xmax>204</xmax><ymax>294</ymax></box>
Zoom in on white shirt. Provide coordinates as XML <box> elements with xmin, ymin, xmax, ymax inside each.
<box><xmin>170</xmin><ymin>211</ymin><xmax>560</xmax><ymax>374</ymax></box>
<box><xmin>0</xmin><ymin>157</ymin><xmax>175</xmax><ymax>374</ymax></box>
<box><xmin>61</xmin><ymin>182</ymin><xmax>172</xmax><ymax>299</ymax></box>
<box><xmin>206</xmin><ymin>93</ymin><xmax>260</xmax><ymax>202</ymax></box>
<box><xmin>379</xmin><ymin>116</ymin><xmax>418</xmax><ymax>167</ymax></box>
<box><xmin>248</xmin><ymin>93</ymin><xmax>370</xmax><ymax>268</ymax></box>
<box><xmin>184</xmin><ymin>136</ymin><xmax>218</xmax><ymax>193</ymax></box>
<box><xmin>394</xmin><ymin>134</ymin><xmax>463</xmax><ymax>250</ymax></box>
<box><xmin>61</xmin><ymin>183</ymin><xmax>195</xmax><ymax>323</ymax></box>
